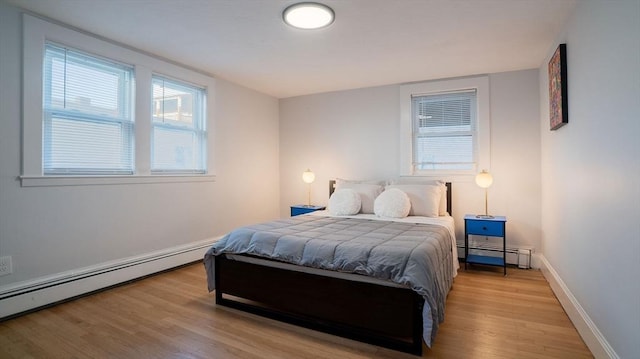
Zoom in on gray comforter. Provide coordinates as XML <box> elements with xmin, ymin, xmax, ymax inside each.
<box><xmin>203</xmin><ymin>215</ymin><xmax>454</xmax><ymax>346</ymax></box>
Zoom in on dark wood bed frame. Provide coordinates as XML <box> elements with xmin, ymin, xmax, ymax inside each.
<box><xmin>214</xmin><ymin>181</ymin><xmax>452</xmax><ymax>355</ymax></box>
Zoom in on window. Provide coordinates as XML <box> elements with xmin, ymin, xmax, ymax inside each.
<box><xmin>151</xmin><ymin>76</ymin><xmax>206</xmax><ymax>173</ymax></box>
<box><xmin>400</xmin><ymin>76</ymin><xmax>490</xmax><ymax>176</ymax></box>
<box><xmin>22</xmin><ymin>14</ymin><xmax>215</xmax><ymax>186</ymax></box>
<box><xmin>43</xmin><ymin>43</ymin><xmax>134</xmax><ymax>175</ymax></box>
<box><xmin>412</xmin><ymin>90</ymin><xmax>476</xmax><ymax>171</ymax></box>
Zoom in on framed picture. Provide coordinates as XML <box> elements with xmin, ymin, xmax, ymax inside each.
<box><xmin>549</xmin><ymin>43</ymin><xmax>568</xmax><ymax>130</ymax></box>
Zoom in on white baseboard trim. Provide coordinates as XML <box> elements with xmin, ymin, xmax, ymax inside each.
<box><xmin>538</xmin><ymin>255</ymin><xmax>619</xmax><ymax>359</ymax></box>
<box><xmin>0</xmin><ymin>237</ymin><xmax>220</xmax><ymax>320</ymax></box>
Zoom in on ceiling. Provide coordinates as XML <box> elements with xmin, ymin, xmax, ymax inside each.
<box><xmin>5</xmin><ymin>0</ymin><xmax>577</xmax><ymax>98</ymax></box>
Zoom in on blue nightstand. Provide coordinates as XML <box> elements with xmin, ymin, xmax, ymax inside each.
<box><xmin>464</xmin><ymin>214</ymin><xmax>507</xmax><ymax>275</ymax></box>
<box><xmin>290</xmin><ymin>205</ymin><xmax>326</xmax><ymax>217</ymax></box>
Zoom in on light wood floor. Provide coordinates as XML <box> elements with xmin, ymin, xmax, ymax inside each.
<box><xmin>0</xmin><ymin>263</ymin><xmax>593</xmax><ymax>358</ymax></box>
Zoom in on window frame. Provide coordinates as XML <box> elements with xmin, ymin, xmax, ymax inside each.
<box><xmin>42</xmin><ymin>42</ymin><xmax>136</xmax><ymax>175</ymax></box>
<box><xmin>150</xmin><ymin>74</ymin><xmax>207</xmax><ymax>174</ymax></box>
<box><xmin>21</xmin><ymin>14</ymin><xmax>215</xmax><ymax>187</ymax></box>
<box><xmin>399</xmin><ymin>76</ymin><xmax>491</xmax><ymax>178</ymax></box>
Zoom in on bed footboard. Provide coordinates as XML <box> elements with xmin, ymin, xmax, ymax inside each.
<box><xmin>215</xmin><ymin>254</ymin><xmax>424</xmax><ymax>355</ymax></box>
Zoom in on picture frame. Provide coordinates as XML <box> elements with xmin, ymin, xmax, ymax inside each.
<box><xmin>548</xmin><ymin>43</ymin><xmax>568</xmax><ymax>130</ymax></box>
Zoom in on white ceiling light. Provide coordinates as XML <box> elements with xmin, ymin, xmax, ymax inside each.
<box><xmin>283</xmin><ymin>2</ymin><xmax>335</xmax><ymax>30</ymax></box>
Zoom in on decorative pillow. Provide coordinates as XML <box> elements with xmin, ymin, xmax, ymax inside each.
<box><xmin>389</xmin><ymin>178</ymin><xmax>448</xmax><ymax>216</ymax></box>
<box><xmin>374</xmin><ymin>188</ymin><xmax>411</xmax><ymax>218</ymax></box>
<box><xmin>328</xmin><ymin>189</ymin><xmax>362</xmax><ymax>216</ymax></box>
<box><xmin>334</xmin><ymin>183</ymin><xmax>384</xmax><ymax>214</ymax></box>
<box><xmin>385</xmin><ymin>184</ymin><xmax>441</xmax><ymax>217</ymax></box>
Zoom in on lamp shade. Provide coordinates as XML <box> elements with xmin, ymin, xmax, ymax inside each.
<box><xmin>475</xmin><ymin>170</ymin><xmax>493</xmax><ymax>189</ymax></box>
<box><xmin>302</xmin><ymin>169</ymin><xmax>315</xmax><ymax>184</ymax></box>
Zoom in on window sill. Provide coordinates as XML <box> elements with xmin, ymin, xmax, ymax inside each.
<box><xmin>403</xmin><ymin>170</ymin><xmax>477</xmax><ymax>181</ymax></box>
<box><xmin>19</xmin><ymin>174</ymin><xmax>216</xmax><ymax>187</ymax></box>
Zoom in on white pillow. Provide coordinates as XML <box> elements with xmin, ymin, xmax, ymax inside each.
<box><xmin>389</xmin><ymin>178</ymin><xmax>448</xmax><ymax>216</ymax></box>
<box><xmin>328</xmin><ymin>189</ymin><xmax>362</xmax><ymax>216</ymax></box>
<box><xmin>374</xmin><ymin>188</ymin><xmax>411</xmax><ymax>218</ymax></box>
<box><xmin>334</xmin><ymin>183</ymin><xmax>383</xmax><ymax>214</ymax></box>
<box><xmin>385</xmin><ymin>184</ymin><xmax>441</xmax><ymax>217</ymax></box>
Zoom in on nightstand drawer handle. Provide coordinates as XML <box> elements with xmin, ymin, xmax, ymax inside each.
<box><xmin>482</xmin><ymin>226</ymin><xmax>487</xmax><ymax>230</ymax></box>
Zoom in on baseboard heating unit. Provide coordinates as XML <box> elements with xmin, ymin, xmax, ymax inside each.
<box><xmin>458</xmin><ymin>244</ymin><xmax>532</xmax><ymax>269</ymax></box>
<box><xmin>0</xmin><ymin>238</ymin><xmax>217</xmax><ymax>320</ymax></box>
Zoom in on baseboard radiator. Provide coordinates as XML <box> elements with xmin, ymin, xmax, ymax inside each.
<box><xmin>457</xmin><ymin>244</ymin><xmax>532</xmax><ymax>269</ymax></box>
<box><xmin>0</xmin><ymin>238</ymin><xmax>218</xmax><ymax>321</ymax></box>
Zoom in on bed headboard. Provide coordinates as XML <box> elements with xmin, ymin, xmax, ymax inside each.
<box><xmin>328</xmin><ymin>180</ymin><xmax>452</xmax><ymax>215</ymax></box>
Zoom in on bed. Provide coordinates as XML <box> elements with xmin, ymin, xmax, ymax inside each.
<box><xmin>204</xmin><ymin>180</ymin><xmax>457</xmax><ymax>355</ymax></box>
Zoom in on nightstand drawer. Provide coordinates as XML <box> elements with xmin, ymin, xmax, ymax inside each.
<box><xmin>465</xmin><ymin>220</ymin><xmax>504</xmax><ymax>236</ymax></box>
<box><xmin>291</xmin><ymin>205</ymin><xmax>325</xmax><ymax>217</ymax></box>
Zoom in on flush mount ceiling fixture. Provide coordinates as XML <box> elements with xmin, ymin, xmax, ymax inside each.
<box><xmin>283</xmin><ymin>2</ymin><xmax>335</xmax><ymax>30</ymax></box>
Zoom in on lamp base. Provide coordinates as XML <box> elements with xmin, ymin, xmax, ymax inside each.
<box><xmin>476</xmin><ymin>214</ymin><xmax>495</xmax><ymax>219</ymax></box>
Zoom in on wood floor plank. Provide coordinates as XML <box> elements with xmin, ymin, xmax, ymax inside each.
<box><xmin>0</xmin><ymin>263</ymin><xmax>592</xmax><ymax>358</ymax></box>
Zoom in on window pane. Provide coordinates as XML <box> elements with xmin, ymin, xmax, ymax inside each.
<box><xmin>43</xmin><ymin>43</ymin><xmax>134</xmax><ymax>175</ymax></box>
<box><xmin>152</xmin><ymin>78</ymin><xmax>201</xmax><ymax>128</ymax></box>
<box><xmin>152</xmin><ymin>126</ymin><xmax>204</xmax><ymax>171</ymax></box>
<box><xmin>45</xmin><ymin>44</ymin><xmax>131</xmax><ymax>119</ymax></box>
<box><xmin>44</xmin><ymin>116</ymin><xmax>133</xmax><ymax>174</ymax></box>
<box><xmin>151</xmin><ymin>76</ymin><xmax>206</xmax><ymax>173</ymax></box>
<box><xmin>412</xmin><ymin>90</ymin><xmax>476</xmax><ymax>171</ymax></box>
<box><xmin>414</xmin><ymin>135</ymin><xmax>473</xmax><ymax>170</ymax></box>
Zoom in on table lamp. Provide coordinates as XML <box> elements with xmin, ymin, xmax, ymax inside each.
<box><xmin>302</xmin><ymin>169</ymin><xmax>315</xmax><ymax>206</ymax></box>
<box><xmin>475</xmin><ymin>170</ymin><xmax>494</xmax><ymax>218</ymax></box>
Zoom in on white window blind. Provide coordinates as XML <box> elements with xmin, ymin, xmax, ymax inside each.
<box><xmin>151</xmin><ymin>76</ymin><xmax>206</xmax><ymax>173</ymax></box>
<box><xmin>412</xmin><ymin>90</ymin><xmax>477</xmax><ymax>171</ymax></box>
<box><xmin>43</xmin><ymin>43</ymin><xmax>134</xmax><ymax>175</ymax></box>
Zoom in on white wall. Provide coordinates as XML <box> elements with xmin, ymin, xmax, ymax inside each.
<box><xmin>279</xmin><ymin>84</ymin><xmax>400</xmax><ymax>206</ymax></box>
<box><xmin>539</xmin><ymin>1</ymin><xmax>640</xmax><ymax>358</ymax></box>
<box><xmin>279</xmin><ymin>69</ymin><xmax>541</xmax><ymax>254</ymax></box>
<box><xmin>0</xmin><ymin>3</ymin><xmax>279</xmax><ymax>288</ymax></box>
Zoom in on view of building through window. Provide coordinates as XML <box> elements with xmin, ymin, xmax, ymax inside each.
<box><xmin>153</xmin><ymin>86</ymin><xmax>194</xmax><ymax>126</ymax></box>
